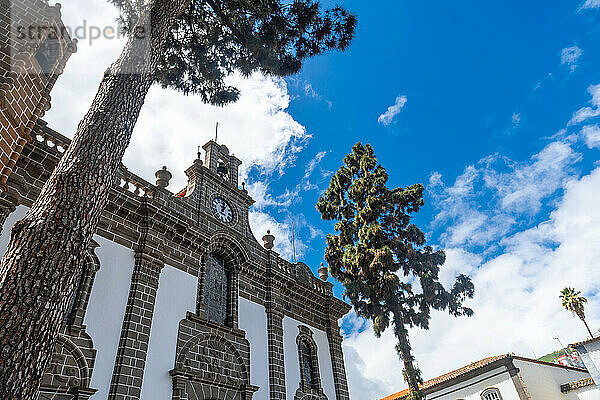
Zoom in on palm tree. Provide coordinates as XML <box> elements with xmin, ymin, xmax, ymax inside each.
<box><xmin>560</xmin><ymin>287</ymin><xmax>594</xmax><ymax>338</ymax></box>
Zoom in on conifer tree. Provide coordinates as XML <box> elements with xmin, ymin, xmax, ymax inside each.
<box><xmin>316</xmin><ymin>143</ymin><xmax>474</xmax><ymax>400</ymax></box>
<box><xmin>0</xmin><ymin>1</ymin><xmax>356</xmax><ymax>397</ymax></box>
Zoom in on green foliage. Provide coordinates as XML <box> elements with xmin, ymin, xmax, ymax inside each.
<box><xmin>107</xmin><ymin>0</ymin><xmax>357</xmax><ymax>105</ymax></box>
<box><xmin>560</xmin><ymin>287</ymin><xmax>587</xmax><ymax>320</ymax></box>
<box><xmin>316</xmin><ymin>143</ymin><xmax>475</xmax><ymax>397</ymax></box>
<box><xmin>560</xmin><ymin>287</ymin><xmax>594</xmax><ymax>337</ymax></box>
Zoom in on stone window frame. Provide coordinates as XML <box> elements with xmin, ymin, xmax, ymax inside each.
<box><xmin>202</xmin><ymin>252</ymin><xmax>232</xmax><ymax>326</ymax></box>
<box><xmin>63</xmin><ymin>241</ymin><xmax>101</xmax><ymax>329</ymax></box>
<box><xmin>197</xmin><ymin>232</ymin><xmax>249</xmax><ymax>330</ymax></box>
<box><xmin>481</xmin><ymin>387</ymin><xmax>502</xmax><ymax>400</ymax></box>
<box><xmin>294</xmin><ymin>325</ymin><xmax>327</xmax><ymax>399</ymax></box>
<box><xmin>31</xmin><ymin>22</ymin><xmax>65</xmax><ymax>80</ymax></box>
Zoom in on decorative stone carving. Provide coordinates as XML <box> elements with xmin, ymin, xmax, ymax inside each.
<box><xmin>171</xmin><ymin>318</ymin><xmax>258</xmax><ymax>400</ymax></box>
<box><xmin>318</xmin><ymin>263</ymin><xmax>329</xmax><ymax>281</ymax></box>
<box><xmin>296</xmin><ymin>262</ymin><xmax>313</xmax><ymax>287</ymax></box>
<box><xmin>262</xmin><ymin>230</ymin><xmax>275</xmax><ymax>250</ymax></box>
<box><xmin>155</xmin><ymin>166</ymin><xmax>172</xmax><ymax>188</ymax></box>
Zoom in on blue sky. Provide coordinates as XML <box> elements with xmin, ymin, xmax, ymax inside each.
<box><xmin>259</xmin><ymin>0</ymin><xmax>600</xmax><ymax>292</ymax></box>
<box><xmin>46</xmin><ymin>1</ymin><xmax>600</xmax><ymax>398</ymax></box>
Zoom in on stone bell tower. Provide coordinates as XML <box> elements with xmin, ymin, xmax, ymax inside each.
<box><xmin>202</xmin><ymin>140</ymin><xmax>242</xmax><ymax>187</ymax></box>
<box><xmin>0</xmin><ymin>0</ymin><xmax>77</xmax><ymax>193</ymax></box>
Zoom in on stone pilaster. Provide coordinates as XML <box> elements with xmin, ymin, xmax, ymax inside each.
<box><xmin>326</xmin><ymin>300</ymin><xmax>350</xmax><ymax>400</ymax></box>
<box><xmin>265</xmin><ymin>250</ymin><xmax>287</xmax><ymax>400</ymax></box>
<box><xmin>108</xmin><ymin>252</ymin><xmax>163</xmax><ymax>400</ymax></box>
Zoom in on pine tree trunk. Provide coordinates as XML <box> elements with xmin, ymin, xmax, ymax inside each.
<box><xmin>393</xmin><ymin>313</ymin><xmax>423</xmax><ymax>400</ymax></box>
<box><xmin>0</xmin><ymin>1</ymin><xmax>190</xmax><ymax>397</ymax></box>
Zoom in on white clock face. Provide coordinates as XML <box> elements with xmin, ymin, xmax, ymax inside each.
<box><xmin>212</xmin><ymin>197</ymin><xmax>233</xmax><ymax>223</ymax></box>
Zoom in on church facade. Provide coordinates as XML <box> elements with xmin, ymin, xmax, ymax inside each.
<box><xmin>0</xmin><ymin>121</ymin><xmax>351</xmax><ymax>400</ymax></box>
<box><xmin>0</xmin><ymin>0</ymin><xmax>76</xmax><ymax>193</ymax></box>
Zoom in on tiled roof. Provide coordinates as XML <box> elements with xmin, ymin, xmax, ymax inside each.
<box><xmin>571</xmin><ymin>336</ymin><xmax>600</xmax><ymax>348</ymax></box>
<box><xmin>379</xmin><ymin>355</ymin><xmax>509</xmax><ymax>400</ymax></box>
<box><xmin>379</xmin><ymin>354</ymin><xmax>588</xmax><ymax>400</ymax></box>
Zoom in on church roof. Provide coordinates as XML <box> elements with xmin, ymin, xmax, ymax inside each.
<box><xmin>380</xmin><ymin>354</ymin><xmax>588</xmax><ymax>400</ymax></box>
<box><xmin>571</xmin><ymin>336</ymin><xmax>600</xmax><ymax>348</ymax></box>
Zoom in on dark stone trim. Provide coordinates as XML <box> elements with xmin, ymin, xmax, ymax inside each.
<box><xmin>507</xmin><ymin>361</ymin><xmax>530</xmax><ymax>400</ymax></box>
<box><xmin>171</xmin><ymin>314</ymin><xmax>257</xmax><ymax>400</ymax></box>
<box><xmin>264</xmin><ymin>249</ymin><xmax>291</xmax><ymax>400</ymax></box>
<box><xmin>294</xmin><ymin>325</ymin><xmax>327</xmax><ymax>400</ymax></box>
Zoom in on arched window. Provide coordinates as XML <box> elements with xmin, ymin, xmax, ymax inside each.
<box><xmin>299</xmin><ymin>339</ymin><xmax>315</xmax><ymax>388</ymax></box>
<box><xmin>204</xmin><ymin>253</ymin><xmax>231</xmax><ymax>325</ymax></box>
<box><xmin>34</xmin><ymin>32</ymin><xmax>61</xmax><ymax>77</ymax></box>
<box><xmin>481</xmin><ymin>388</ymin><xmax>502</xmax><ymax>400</ymax></box>
<box><xmin>295</xmin><ymin>325</ymin><xmax>327</xmax><ymax>399</ymax></box>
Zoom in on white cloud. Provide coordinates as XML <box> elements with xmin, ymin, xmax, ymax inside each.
<box><xmin>378</xmin><ymin>95</ymin><xmax>408</xmax><ymax>126</ymax></box>
<box><xmin>429</xmin><ymin>140</ymin><xmax>579</xmax><ymax>247</ymax></box>
<box><xmin>345</xmin><ymin>166</ymin><xmax>600</xmax><ymax>399</ymax></box>
<box><xmin>581</xmin><ymin>124</ymin><xmax>600</xmax><ymax>148</ymax></box>
<box><xmin>248</xmin><ymin>211</ymin><xmax>306</xmax><ymax>260</ymax></box>
<box><xmin>44</xmin><ymin>0</ymin><xmax>313</xmax><ymax>254</ymax></box>
<box><xmin>511</xmin><ymin>112</ymin><xmax>521</xmax><ymax>127</ymax></box>
<box><xmin>569</xmin><ymin>84</ymin><xmax>600</xmax><ymax>125</ymax></box>
<box><xmin>579</xmin><ymin>0</ymin><xmax>600</xmax><ymax>10</ymax></box>
<box><xmin>46</xmin><ymin>0</ymin><xmax>308</xmax><ymax>192</ymax></box>
<box><xmin>346</xmin><ymin>83</ymin><xmax>600</xmax><ymax>399</ymax></box>
<box><xmin>560</xmin><ymin>46</ymin><xmax>583</xmax><ymax>72</ymax></box>
<box><xmin>484</xmin><ymin>141</ymin><xmax>579</xmax><ymax>214</ymax></box>
<box><xmin>125</xmin><ymin>74</ymin><xmax>308</xmax><ymax>191</ymax></box>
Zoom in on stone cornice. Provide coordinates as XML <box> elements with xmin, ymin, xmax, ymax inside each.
<box><xmin>10</xmin><ymin>121</ymin><xmax>352</xmax><ymax>330</ymax></box>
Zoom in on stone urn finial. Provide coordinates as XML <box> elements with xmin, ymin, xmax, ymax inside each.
<box><xmin>155</xmin><ymin>166</ymin><xmax>172</xmax><ymax>188</ymax></box>
<box><xmin>318</xmin><ymin>263</ymin><xmax>329</xmax><ymax>281</ymax></box>
<box><xmin>262</xmin><ymin>230</ymin><xmax>275</xmax><ymax>250</ymax></box>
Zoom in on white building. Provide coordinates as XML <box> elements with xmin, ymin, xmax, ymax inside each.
<box><xmin>380</xmin><ymin>354</ymin><xmax>598</xmax><ymax>400</ymax></box>
<box><xmin>0</xmin><ymin>122</ymin><xmax>351</xmax><ymax>400</ymax></box>
<box><xmin>571</xmin><ymin>337</ymin><xmax>600</xmax><ymax>396</ymax></box>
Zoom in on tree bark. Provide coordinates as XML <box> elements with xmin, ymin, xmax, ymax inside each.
<box><xmin>0</xmin><ymin>1</ymin><xmax>191</xmax><ymax>398</ymax></box>
<box><xmin>393</xmin><ymin>313</ymin><xmax>423</xmax><ymax>400</ymax></box>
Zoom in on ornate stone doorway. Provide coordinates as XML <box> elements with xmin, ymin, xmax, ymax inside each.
<box><xmin>170</xmin><ymin>315</ymin><xmax>258</xmax><ymax>400</ymax></box>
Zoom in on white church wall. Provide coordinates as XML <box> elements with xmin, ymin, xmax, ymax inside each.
<box><xmin>514</xmin><ymin>359</ymin><xmax>592</xmax><ymax>399</ymax></box>
<box><xmin>140</xmin><ymin>264</ymin><xmax>197</xmax><ymax>400</ymax></box>
<box><xmin>86</xmin><ymin>235</ymin><xmax>135</xmax><ymax>399</ymax></box>
<box><xmin>0</xmin><ymin>205</ymin><xmax>27</xmax><ymax>250</ymax></box>
<box><xmin>431</xmin><ymin>366</ymin><xmax>519</xmax><ymax>400</ymax></box>
<box><xmin>312</xmin><ymin>328</ymin><xmax>336</xmax><ymax>400</ymax></box>
<box><xmin>283</xmin><ymin>316</ymin><xmax>336</xmax><ymax>400</ymax></box>
<box><xmin>238</xmin><ymin>297</ymin><xmax>270</xmax><ymax>399</ymax></box>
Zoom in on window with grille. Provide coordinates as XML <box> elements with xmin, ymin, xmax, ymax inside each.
<box><xmin>35</xmin><ymin>33</ymin><xmax>61</xmax><ymax>77</ymax></box>
<box><xmin>204</xmin><ymin>253</ymin><xmax>230</xmax><ymax>325</ymax></box>
<box><xmin>481</xmin><ymin>388</ymin><xmax>502</xmax><ymax>400</ymax></box>
<box><xmin>299</xmin><ymin>339</ymin><xmax>316</xmax><ymax>388</ymax></box>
